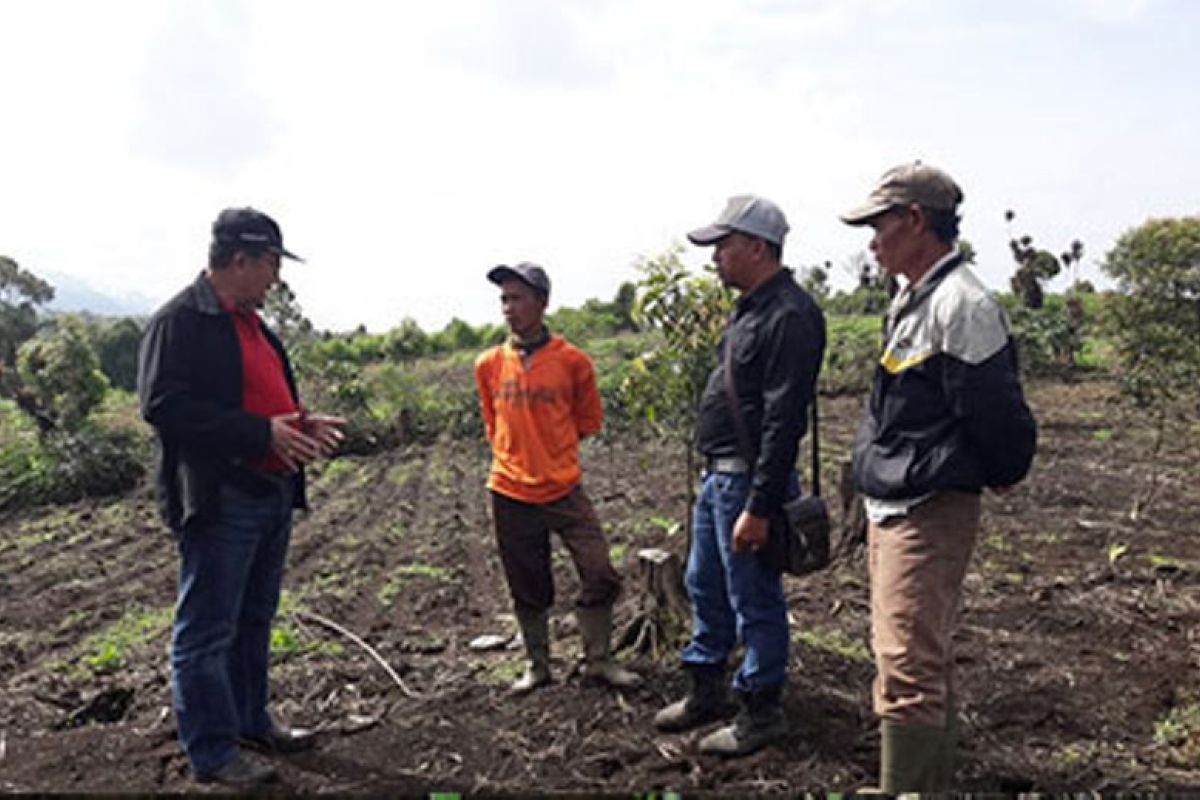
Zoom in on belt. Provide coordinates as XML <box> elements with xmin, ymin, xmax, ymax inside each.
<box><xmin>704</xmin><ymin>455</ymin><xmax>750</xmax><ymax>474</ymax></box>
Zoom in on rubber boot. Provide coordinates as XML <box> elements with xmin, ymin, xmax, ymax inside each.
<box><xmin>511</xmin><ymin>607</ymin><xmax>551</xmax><ymax>695</ymax></box>
<box><xmin>879</xmin><ymin>718</ymin><xmax>946</xmax><ymax>793</ymax></box>
<box><xmin>654</xmin><ymin>663</ymin><xmax>731</xmax><ymax>732</ymax></box>
<box><xmin>698</xmin><ymin>684</ymin><xmax>787</xmax><ymax>757</ymax></box>
<box><xmin>576</xmin><ymin>606</ymin><xmax>641</xmax><ymax>688</ymax></box>
<box><xmin>935</xmin><ymin>700</ymin><xmax>959</xmax><ymax>789</ymax></box>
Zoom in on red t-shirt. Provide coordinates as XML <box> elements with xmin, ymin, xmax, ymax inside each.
<box><xmin>229</xmin><ymin>307</ymin><xmax>298</xmax><ymax>472</ymax></box>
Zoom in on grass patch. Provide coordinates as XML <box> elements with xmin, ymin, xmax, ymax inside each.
<box><xmin>794</xmin><ymin>627</ymin><xmax>870</xmax><ymax>663</ymax></box>
<box><xmin>1148</xmin><ymin>553</ymin><xmax>1196</xmax><ymax>572</ymax></box>
<box><xmin>317</xmin><ymin>458</ymin><xmax>358</xmax><ymax>483</ymax></box>
<box><xmin>1154</xmin><ymin>700</ymin><xmax>1200</xmax><ymax>748</ymax></box>
<box><xmin>77</xmin><ymin>605</ymin><xmax>174</xmax><ymax>676</ymax></box>
<box><xmin>388</xmin><ymin>462</ymin><xmax>417</xmax><ymax>485</ymax></box>
<box><xmin>376</xmin><ymin>562</ymin><xmax>452</xmax><ymax>606</ymax></box>
<box><xmin>480</xmin><ymin>658</ymin><xmax>526</xmax><ymax>687</ymax></box>
<box><xmin>647</xmin><ymin>515</ymin><xmax>682</xmax><ymax>537</ymax></box>
<box><xmin>270</xmin><ymin>622</ymin><xmax>345</xmax><ymax>662</ymax></box>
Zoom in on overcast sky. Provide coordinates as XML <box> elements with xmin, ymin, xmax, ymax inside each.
<box><xmin>1</xmin><ymin>0</ymin><xmax>1195</xmax><ymax>332</ymax></box>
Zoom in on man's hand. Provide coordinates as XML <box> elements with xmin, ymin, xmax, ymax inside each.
<box><xmin>269</xmin><ymin>410</ymin><xmax>345</xmax><ymax>472</ymax></box>
<box><xmin>302</xmin><ymin>411</ymin><xmax>348</xmax><ymax>457</ymax></box>
<box><xmin>732</xmin><ymin>510</ymin><xmax>770</xmax><ymax>554</ymax></box>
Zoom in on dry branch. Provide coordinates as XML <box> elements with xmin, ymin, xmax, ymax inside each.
<box><xmin>293</xmin><ymin>610</ymin><xmax>420</xmax><ymax>699</ymax></box>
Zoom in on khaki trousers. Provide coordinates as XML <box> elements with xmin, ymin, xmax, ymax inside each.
<box><xmin>868</xmin><ymin>490</ymin><xmax>980</xmax><ymax>725</ymax></box>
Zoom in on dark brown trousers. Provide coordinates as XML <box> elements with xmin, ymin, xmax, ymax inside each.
<box><xmin>490</xmin><ymin>486</ymin><xmax>622</xmax><ymax>613</ymax></box>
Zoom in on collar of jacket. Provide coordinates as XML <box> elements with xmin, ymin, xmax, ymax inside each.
<box><xmin>734</xmin><ymin>266</ymin><xmax>792</xmax><ymax>317</ymax></box>
<box><xmin>186</xmin><ymin>271</ymin><xmax>228</xmax><ymax>316</ymax></box>
<box><xmin>886</xmin><ymin>250</ymin><xmax>965</xmax><ymax>330</ymax></box>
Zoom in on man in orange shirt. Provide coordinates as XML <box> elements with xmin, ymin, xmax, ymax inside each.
<box><xmin>475</xmin><ymin>262</ymin><xmax>640</xmax><ymax>694</ymax></box>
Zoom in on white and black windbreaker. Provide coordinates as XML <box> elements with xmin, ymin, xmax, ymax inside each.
<box><xmin>853</xmin><ymin>252</ymin><xmax>1037</xmax><ymax>501</ymax></box>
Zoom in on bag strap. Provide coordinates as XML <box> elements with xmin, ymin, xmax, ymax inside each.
<box><xmin>721</xmin><ymin>318</ymin><xmax>821</xmax><ymax>498</ymax></box>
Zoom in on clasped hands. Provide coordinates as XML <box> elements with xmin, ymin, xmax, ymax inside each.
<box><xmin>269</xmin><ymin>409</ymin><xmax>347</xmax><ymax>472</ymax></box>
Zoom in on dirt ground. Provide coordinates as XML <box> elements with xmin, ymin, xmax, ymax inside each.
<box><xmin>2</xmin><ymin>378</ymin><xmax>1198</xmax><ymax>795</ymax></box>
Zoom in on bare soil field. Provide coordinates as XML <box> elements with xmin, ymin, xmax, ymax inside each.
<box><xmin>1</xmin><ymin>378</ymin><xmax>1198</xmax><ymax>795</ymax></box>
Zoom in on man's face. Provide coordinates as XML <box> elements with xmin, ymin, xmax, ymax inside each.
<box><xmin>499</xmin><ymin>278</ymin><xmax>546</xmax><ymax>337</ymax></box>
<box><xmin>712</xmin><ymin>232</ymin><xmax>759</xmax><ymax>290</ymax></box>
<box><xmin>867</xmin><ymin>206</ymin><xmax>919</xmax><ymax>278</ymax></box>
<box><xmin>236</xmin><ymin>251</ymin><xmax>282</xmax><ymax>308</ymax></box>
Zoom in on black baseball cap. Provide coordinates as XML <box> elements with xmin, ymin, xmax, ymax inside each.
<box><xmin>212</xmin><ymin>207</ymin><xmax>304</xmax><ymax>262</ymax></box>
<box><xmin>487</xmin><ymin>262</ymin><xmax>551</xmax><ymax>297</ymax></box>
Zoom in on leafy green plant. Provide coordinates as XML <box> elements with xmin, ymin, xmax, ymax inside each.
<box><xmin>794</xmin><ymin>627</ymin><xmax>871</xmax><ymax>662</ymax></box>
<box><xmin>15</xmin><ymin>316</ymin><xmax>109</xmax><ymax>435</ymax></box>
<box><xmin>1102</xmin><ymin>216</ymin><xmax>1200</xmax><ymax>516</ymax></box>
<box><xmin>77</xmin><ymin>606</ymin><xmax>173</xmax><ymax>676</ymax></box>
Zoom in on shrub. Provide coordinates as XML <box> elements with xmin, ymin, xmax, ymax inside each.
<box><xmin>820</xmin><ymin>315</ymin><xmax>881</xmax><ymax>395</ymax></box>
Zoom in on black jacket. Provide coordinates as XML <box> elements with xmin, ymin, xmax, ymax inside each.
<box><xmin>696</xmin><ymin>268</ymin><xmax>826</xmax><ymax>517</ymax></box>
<box><xmin>853</xmin><ymin>253</ymin><xmax>1037</xmax><ymax>500</ymax></box>
<box><xmin>137</xmin><ymin>272</ymin><xmax>306</xmax><ymax>532</ymax></box>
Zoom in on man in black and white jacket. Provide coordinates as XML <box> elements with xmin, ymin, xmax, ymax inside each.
<box><xmin>841</xmin><ymin>163</ymin><xmax>1036</xmax><ymax>793</ymax></box>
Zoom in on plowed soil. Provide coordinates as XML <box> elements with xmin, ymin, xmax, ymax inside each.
<box><xmin>2</xmin><ymin>378</ymin><xmax>1198</xmax><ymax>795</ymax></box>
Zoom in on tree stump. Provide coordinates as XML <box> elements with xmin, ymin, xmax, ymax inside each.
<box><xmin>614</xmin><ymin>548</ymin><xmax>691</xmax><ymax>660</ymax></box>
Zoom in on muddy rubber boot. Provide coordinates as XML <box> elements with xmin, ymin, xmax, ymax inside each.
<box><xmin>880</xmin><ymin>718</ymin><xmax>946</xmax><ymax>793</ymax></box>
<box><xmin>654</xmin><ymin>663</ymin><xmax>731</xmax><ymax>732</ymax></box>
<box><xmin>576</xmin><ymin>605</ymin><xmax>641</xmax><ymax>688</ymax></box>
<box><xmin>511</xmin><ymin>607</ymin><xmax>551</xmax><ymax>695</ymax></box>
<box><xmin>698</xmin><ymin>684</ymin><xmax>786</xmax><ymax>757</ymax></box>
<box><xmin>935</xmin><ymin>702</ymin><xmax>959</xmax><ymax>789</ymax></box>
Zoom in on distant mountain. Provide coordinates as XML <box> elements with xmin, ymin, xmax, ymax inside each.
<box><xmin>44</xmin><ymin>272</ymin><xmax>156</xmax><ymax>317</ymax></box>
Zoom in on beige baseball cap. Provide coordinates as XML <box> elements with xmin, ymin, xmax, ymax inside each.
<box><xmin>840</xmin><ymin>162</ymin><xmax>963</xmax><ymax>225</ymax></box>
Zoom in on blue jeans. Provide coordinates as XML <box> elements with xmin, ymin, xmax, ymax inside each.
<box><xmin>171</xmin><ymin>481</ymin><xmax>293</xmax><ymax>775</ymax></box>
<box><xmin>681</xmin><ymin>471</ymin><xmax>796</xmax><ymax>693</ymax></box>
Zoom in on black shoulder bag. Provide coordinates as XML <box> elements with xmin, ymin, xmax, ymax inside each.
<box><xmin>722</xmin><ymin>323</ymin><xmax>831</xmax><ymax>577</ymax></box>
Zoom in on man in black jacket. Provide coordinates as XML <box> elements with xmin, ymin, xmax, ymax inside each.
<box><xmin>654</xmin><ymin>195</ymin><xmax>825</xmax><ymax>757</ymax></box>
<box><xmin>138</xmin><ymin>208</ymin><xmax>344</xmax><ymax>787</ymax></box>
<box><xmin>841</xmin><ymin>163</ymin><xmax>1036</xmax><ymax>792</ymax></box>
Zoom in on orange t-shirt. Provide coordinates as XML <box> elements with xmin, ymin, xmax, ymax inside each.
<box><xmin>474</xmin><ymin>336</ymin><xmax>603</xmax><ymax>504</ymax></box>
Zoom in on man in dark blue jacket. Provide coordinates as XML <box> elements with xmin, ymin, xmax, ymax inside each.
<box><xmin>138</xmin><ymin>209</ymin><xmax>344</xmax><ymax>787</ymax></box>
<box><xmin>841</xmin><ymin>163</ymin><xmax>1036</xmax><ymax>792</ymax></box>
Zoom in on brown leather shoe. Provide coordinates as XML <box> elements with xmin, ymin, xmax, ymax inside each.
<box><xmin>241</xmin><ymin>723</ymin><xmax>317</xmax><ymax>754</ymax></box>
<box><xmin>197</xmin><ymin>752</ymin><xmax>278</xmax><ymax>786</ymax></box>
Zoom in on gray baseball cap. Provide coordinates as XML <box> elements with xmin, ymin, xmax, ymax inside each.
<box><xmin>840</xmin><ymin>162</ymin><xmax>963</xmax><ymax>225</ymax></box>
<box><xmin>687</xmin><ymin>194</ymin><xmax>789</xmax><ymax>246</ymax></box>
<box><xmin>487</xmin><ymin>262</ymin><xmax>551</xmax><ymax>297</ymax></box>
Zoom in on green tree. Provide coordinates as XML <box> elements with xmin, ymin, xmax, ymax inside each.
<box><xmin>16</xmin><ymin>317</ymin><xmax>109</xmax><ymax>434</ymax></box>
<box><xmin>612</xmin><ymin>281</ymin><xmax>637</xmax><ymax>331</ymax></box>
<box><xmin>798</xmin><ymin>261</ymin><xmax>831</xmax><ymax>302</ymax></box>
<box><xmin>1101</xmin><ymin>216</ymin><xmax>1200</xmax><ymax>515</ymax></box>
<box><xmin>385</xmin><ymin>317</ymin><xmax>429</xmax><ymax>362</ymax></box>
<box><xmin>431</xmin><ymin>317</ymin><xmax>484</xmax><ymax>353</ymax></box>
<box><xmin>261</xmin><ymin>280</ymin><xmax>315</xmax><ymax>350</ymax></box>
<box><xmin>1005</xmin><ymin>209</ymin><xmax>1082</xmax><ymax>310</ymax></box>
<box><xmin>92</xmin><ymin>317</ymin><xmax>143</xmax><ymax>391</ymax></box>
<box><xmin>0</xmin><ymin>256</ymin><xmax>54</xmax><ymax>366</ymax></box>
<box><xmin>622</xmin><ymin>245</ymin><xmax>731</xmax><ymax>531</ymax></box>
